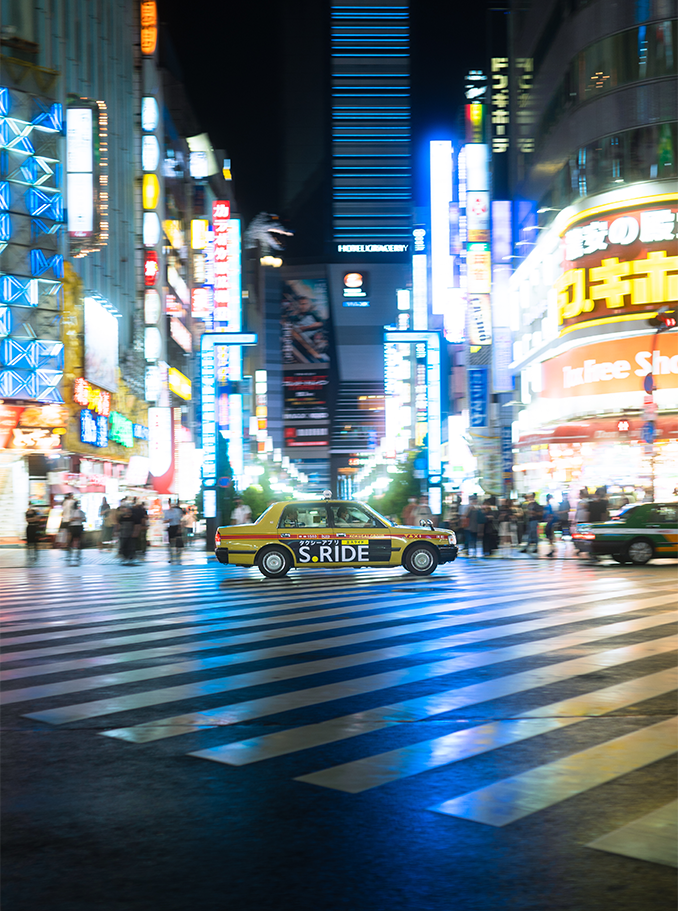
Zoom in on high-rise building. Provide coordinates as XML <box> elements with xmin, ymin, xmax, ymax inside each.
<box><xmin>507</xmin><ymin>0</ymin><xmax>678</xmax><ymax>500</ymax></box>
<box><xmin>270</xmin><ymin>0</ymin><xmax>414</xmax><ymax>493</ymax></box>
<box><xmin>330</xmin><ymin>0</ymin><xmax>411</xmax><ymax>248</ymax></box>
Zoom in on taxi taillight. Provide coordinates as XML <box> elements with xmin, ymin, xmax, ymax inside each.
<box><xmin>215</xmin><ymin>530</ymin><xmax>221</xmax><ymax>547</ymax></box>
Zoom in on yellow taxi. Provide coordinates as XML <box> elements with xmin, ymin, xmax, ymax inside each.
<box><xmin>214</xmin><ymin>499</ymin><xmax>458</xmax><ymax>578</ymax></box>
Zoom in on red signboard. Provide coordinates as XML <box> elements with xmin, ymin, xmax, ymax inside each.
<box><xmin>212</xmin><ymin>200</ymin><xmax>231</xmax><ymax>313</ymax></box>
<box><xmin>73</xmin><ymin>377</ymin><xmax>111</xmax><ymax>416</ymax></box>
<box><xmin>0</xmin><ymin>405</ymin><xmax>23</xmax><ymax>449</ymax></box>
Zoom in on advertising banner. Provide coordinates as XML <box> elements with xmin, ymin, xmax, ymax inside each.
<box><xmin>468</xmin><ymin>294</ymin><xmax>493</xmax><ymax>345</ymax></box>
<box><xmin>556</xmin><ymin>204</ymin><xmax>678</xmax><ymax>330</ymax></box>
<box><xmin>542</xmin><ymin>334</ymin><xmax>678</xmax><ymax>398</ymax></box>
<box><xmin>283</xmin><ymin>372</ymin><xmax>330</xmax><ymax>422</ymax></box>
<box><xmin>284</xmin><ymin>426</ymin><xmax>330</xmax><ymax>448</ymax></box>
<box><xmin>468</xmin><ymin>367</ymin><xmax>489</xmax><ymax>427</ymax></box>
<box><xmin>84</xmin><ymin>296</ymin><xmax>119</xmax><ymax>392</ymax></box>
<box><xmin>281</xmin><ymin>280</ymin><xmax>330</xmax><ymax>365</ymax></box>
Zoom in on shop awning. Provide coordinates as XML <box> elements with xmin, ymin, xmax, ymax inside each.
<box><xmin>518</xmin><ymin>415</ymin><xmax>678</xmax><ymax>448</ymax></box>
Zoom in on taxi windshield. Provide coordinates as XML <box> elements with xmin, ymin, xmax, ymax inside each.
<box><xmin>360</xmin><ymin>503</ymin><xmax>393</xmax><ymax>526</ymax></box>
<box><xmin>616</xmin><ymin>504</ymin><xmax>639</xmax><ymax>520</ymax></box>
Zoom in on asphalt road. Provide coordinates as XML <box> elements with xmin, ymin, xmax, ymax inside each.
<box><xmin>1</xmin><ymin>551</ymin><xmax>676</xmax><ymax>911</ymax></box>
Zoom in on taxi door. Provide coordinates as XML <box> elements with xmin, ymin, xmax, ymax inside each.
<box><xmin>277</xmin><ymin>503</ymin><xmax>336</xmax><ymax>567</ymax></box>
<box><xmin>328</xmin><ymin>503</ymin><xmax>395</xmax><ymax>567</ymax></box>
<box><xmin>648</xmin><ymin>505</ymin><xmax>678</xmax><ymax>555</ymax></box>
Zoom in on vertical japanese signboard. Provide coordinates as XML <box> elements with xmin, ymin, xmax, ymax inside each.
<box><xmin>491</xmin><ymin>58</ymin><xmax>509</xmax><ymax>153</ymax></box>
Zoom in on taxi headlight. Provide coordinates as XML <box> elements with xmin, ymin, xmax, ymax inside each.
<box><xmin>447</xmin><ymin>533</ymin><xmax>456</xmax><ymax>545</ymax></box>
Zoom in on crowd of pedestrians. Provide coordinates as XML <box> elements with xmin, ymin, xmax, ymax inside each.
<box><xmin>437</xmin><ymin>489</ymin><xmax>610</xmax><ymax>559</ymax></box>
<box><xmin>23</xmin><ymin>495</ymin><xmax>199</xmax><ymax>566</ymax></box>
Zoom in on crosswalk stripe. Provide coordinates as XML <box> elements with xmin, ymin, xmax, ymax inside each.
<box><xmin>429</xmin><ymin>717</ymin><xmax>677</xmax><ymax>827</ymax></box>
<box><xmin>586</xmin><ymin>800</ymin><xmax>678</xmax><ymax>868</ymax></box>
<box><xmin>5</xmin><ymin>588</ymin><xmax>673</xmax><ymax>686</ymax></box>
<box><xmin>3</xmin><ymin>580</ymin><xmax>666</xmax><ymax>663</ymax></box>
<box><xmin>188</xmin><ymin>636</ymin><xmax>677</xmax><ymax>766</ymax></box>
<box><xmin>0</xmin><ymin>571</ymin><xmax>437</xmax><ymax>617</ymax></box>
<box><xmin>0</xmin><ymin>575</ymin><xmax>645</xmax><ymax>618</ymax></box>
<box><xmin>0</xmin><ymin>585</ymin><xmax>428</xmax><ymax>631</ymax></box>
<box><xmin>293</xmin><ymin>667</ymin><xmax>678</xmax><ymax>792</ymax></box>
<box><xmin>0</xmin><ymin>572</ymin><xmax>659</xmax><ymax>622</ymax></box>
<box><xmin>22</xmin><ymin>595</ymin><xmax>678</xmax><ymax>729</ymax></box>
<box><xmin>91</xmin><ymin>626</ymin><xmax>678</xmax><ymax>745</ymax></box>
<box><xmin>1</xmin><ymin>588</ymin><xmax>463</xmax><ymax>645</ymax></box>
<box><xmin>6</xmin><ymin>595</ymin><xmax>673</xmax><ymax>705</ymax></box>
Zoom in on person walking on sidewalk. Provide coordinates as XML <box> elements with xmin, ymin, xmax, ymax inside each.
<box><xmin>524</xmin><ymin>494</ymin><xmax>543</xmax><ymax>554</ymax></box>
<box><xmin>164</xmin><ymin>500</ymin><xmax>184</xmax><ymax>563</ymax></box>
<box><xmin>25</xmin><ymin>502</ymin><xmax>42</xmax><ymax>564</ymax></box>
<box><xmin>117</xmin><ymin>499</ymin><xmax>137</xmax><ymax>565</ymax></box>
<box><xmin>66</xmin><ymin>501</ymin><xmax>86</xmax><ymax>565</ymax></box>
<box><xmin>544</xmin><ymin>494</ymin><xmax>557</xmax><ymax>557</ymax></box>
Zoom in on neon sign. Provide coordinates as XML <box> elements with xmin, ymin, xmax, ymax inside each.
<box><xmin>140</xmin><ymin>1</ymin><xmax>158</xmax><ymax>55</ymax></box>
<box><xmin>80</xmin><ymin>409</ymin><xmax>108</xmax><ymax>447</ymax></box>
<box><xmin>73</xmin><ymin>377</ymin><xmax>111</xmax><ymax>416</ymax></box>
<box><xmin>109</xmin><ymin>412</ymin><xmax>134</xmax><ymax>448</ymax></box>
<box><xmin>144</xmin><ymin>251</ymin><xmax>159</xmax><ymax>286</ymax></box>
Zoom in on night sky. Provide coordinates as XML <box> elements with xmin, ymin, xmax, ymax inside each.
<box><xmin>160</xmin><ymin>0</ymin><xmax>504</xmax><ymax>224</ymax></box>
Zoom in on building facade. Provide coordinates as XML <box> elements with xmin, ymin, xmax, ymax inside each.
<box><xmin>507</xmin><ymin>0</ymin><xmax>677</xmax><ymax>501</ymax></box>
<box><xmin>0</xmin><ymin>0</ymin><xmax>236</xmax><ymax>539</ymax></box>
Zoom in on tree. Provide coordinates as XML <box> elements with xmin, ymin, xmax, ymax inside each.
<box><xmin>241</xmin><ymin>463</ymin><xmax>276</xmax><ymax>520</ymax></box>
<box><xmin>367</xmin><ymin>448</ymin><xmax>423</xmax><ymax>522</ymax></box>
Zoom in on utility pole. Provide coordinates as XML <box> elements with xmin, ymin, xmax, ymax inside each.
<box><xmin>644</xmin><ymin>307</ymin><xmax>677</xmax><ymax>501</ymax></box>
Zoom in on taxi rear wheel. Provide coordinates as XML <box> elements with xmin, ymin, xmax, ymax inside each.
<box><xmin>403</xmin><ymin>544</ymin><xmax>438</xmax><ymax>576</ymax></box>
<box><xmin>626</xmin><ymin>538</ymin><xmax>654</xmax><ymax>565</ymax></box>
<box><xmin>258</xmin><ymin>546</ymin><xmax>292</xmax><ymax>578</ymax></box>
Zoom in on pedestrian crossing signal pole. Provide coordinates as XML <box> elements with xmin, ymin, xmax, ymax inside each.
<box><xmin>644</xmin><ymin>307</ymin><xmax>677</xmax><ymax>500</ymax></box>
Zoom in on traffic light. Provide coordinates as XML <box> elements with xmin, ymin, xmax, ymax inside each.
<box><xmin>648</xmin><ymin>307</ymin><xmax>677</xmax><ymax>332</ymax></box>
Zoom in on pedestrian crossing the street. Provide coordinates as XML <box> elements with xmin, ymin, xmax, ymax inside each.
<box><xmin>1</xmin><ymin>560</ymin><xmax>676</xmax><ymax>866</ymax></box>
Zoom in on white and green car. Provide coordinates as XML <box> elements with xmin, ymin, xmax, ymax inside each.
<box><xmin>574</xmin><ymin>502</ymin><xmax>678</xmax><ymax>565</ymax></box>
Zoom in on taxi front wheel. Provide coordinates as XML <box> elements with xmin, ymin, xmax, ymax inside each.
<box><xmin>626</xmin><ymin>539</ymin><xmax>654</xmax><ymax>565</ymax></box>
<box><xmin>258</xmin><ymin>546</ymin><xmax>292</xmax><ymax>578</ymax></box>
<box><xmin>404</xmin><ymin>544</ymin><xmax>438</xmax><ymax>576</ymax></box>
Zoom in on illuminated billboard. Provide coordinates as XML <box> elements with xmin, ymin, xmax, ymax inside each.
<box><xmin>66</xmin><ymin>107</ymin><xmax>93</xmax><ymax>236</ymax></box>
<box><xmin>211</xmin><ymin>202</ymin><xmax>241</xmax><ymax>329</ymax></box>
<box><xmin>84</xmin><ymin>296</ymin><xmax>118</xmax><ymax>392</ymax></box>
<box><xmin>66</xmin><ymin>100</ymin><xmax>108</xmax><ymax>256</ymax></box>
<box><xmin>556</xmin><ymin>203</ymin><xmax>678</xmax><ymax>329</ymax></box>
<box><xmin>281</xmin><ymin>280</ymin><xmax>330</xmax><ymax>365</ymax></box>
<box><xmin>200</xmin><ymin>333</ymin><xmax>257</xmax><ymax>489</ymax></box>
<box><xmin>283</xmin><ymin>373</ymin><xmax>330</xmax><ymax>422</ymax></box>
<box><xmin>384</xmin><ymin>330</ymin><xmax>442</xmax><ymax>478</ymax></box>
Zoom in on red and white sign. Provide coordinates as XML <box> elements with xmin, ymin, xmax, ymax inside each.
<box><xmin>144</xmin><ymin>251</ymin><xmax>159</xmax><ymax>286</ymax></box>
<box><xmin>542</xmin><ymin>334</ymin><xmax>678</xmax><ymax>399</ymax></box>
<box><xmin>212</xmin><ymin>200</ymin><xmax>231</xmax><ymax>315</ymax></box>
<box><xmin>191</xmin><ymin>287</ymin><xmax>212</xmax><ymax>319</ymax></box>
<box><xmin>148</xmin><ymin>406</ymin><xmax>174</xmax><ymax>493</ymax></box>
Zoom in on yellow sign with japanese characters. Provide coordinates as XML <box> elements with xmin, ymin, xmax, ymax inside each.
<box><xmin>555</xmin><ymin>250</ymin><xmax>678</xmax><ymax>324</ymax></box>
<box><xmin>554</xmin><ymin>201</ymin><xmax>678</xmax><ymax>329</ymax></box>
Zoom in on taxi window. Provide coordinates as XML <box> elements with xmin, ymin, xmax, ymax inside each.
<box><xmin>279</xmin><ymin>504</ymin><xmax>329</xmax><ymax>528</ymax></box>
<box><xmin>649</xmin><ymin>505</ymin><xmax>678</xmax><ymax>526</ymax></box>
<box><xmin>331</xmin><ymin>504</ymin><xmax>385</xmax><ymax>528</ymax></box>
